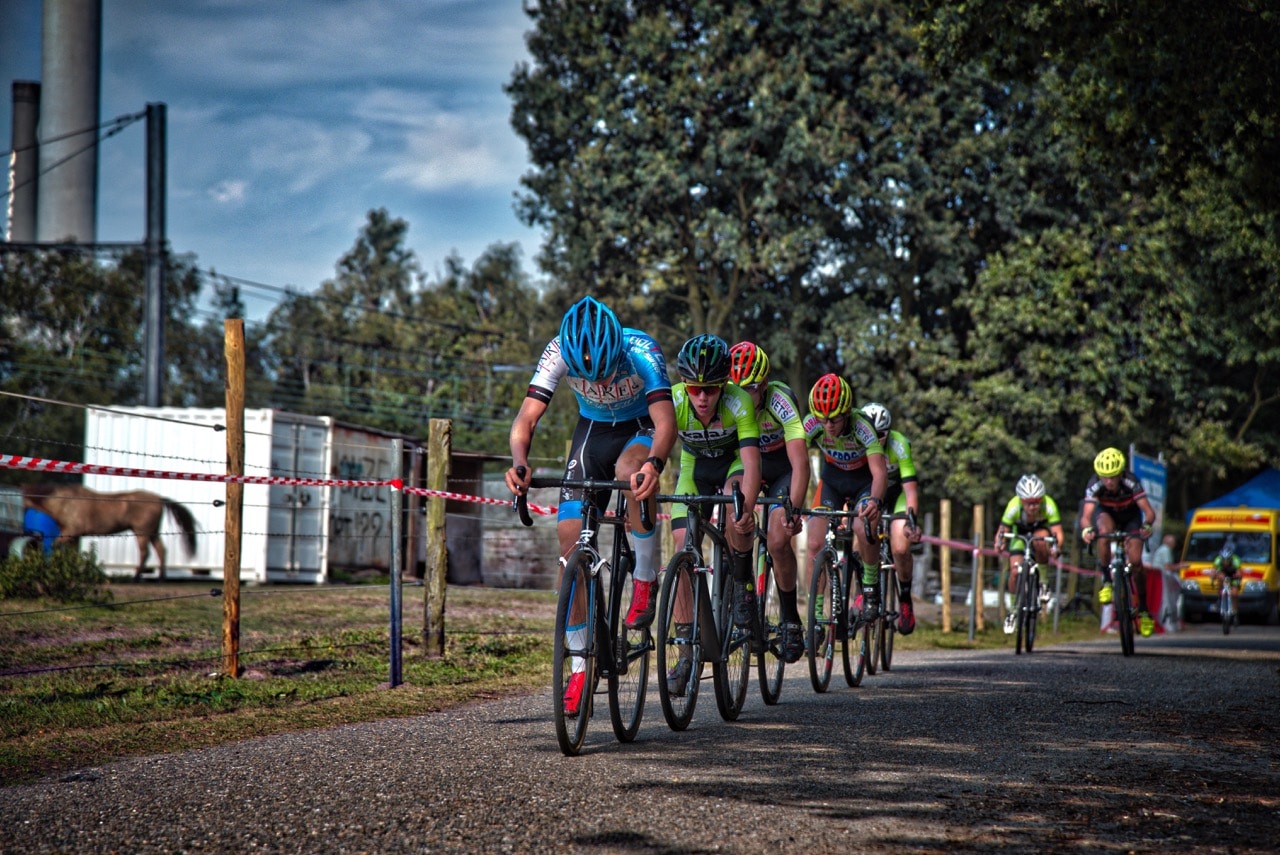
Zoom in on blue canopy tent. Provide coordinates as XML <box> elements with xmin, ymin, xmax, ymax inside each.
<box><xmin>1193</xmin><ymin>468</ymin><xmax>1280</xmax><ymax>518</ymax></box>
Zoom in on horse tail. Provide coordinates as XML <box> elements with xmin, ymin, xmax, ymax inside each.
<box><xmin>164</xmin><ymin>499</ymin><xmax>198</xmax><ymax>557</ymax></box>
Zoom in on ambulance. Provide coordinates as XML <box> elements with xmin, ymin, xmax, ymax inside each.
<box><xmin>1179</xmin><ymin>508</ymin><xmax>1279</xmax><ymax>623</ymax></box>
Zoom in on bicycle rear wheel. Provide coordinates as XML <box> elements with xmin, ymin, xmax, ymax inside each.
<box><xmin>607</xmin><ymin>563</ymin><xmax>650</xmax><ymax>743</ymax></box>
<box><xmin>879</xmin><ymin>567</ymin><xmax>897</xmax><ymax>672</ymax></box>
<box><xmin>1116</xmin><ymin>566</ymin><xmax>1135</xmax><ymax>656</ymax></box>
<box><xmin>553</xmin><ymin>551</ymin><xmax>597</xmax><ymax>756</ymax></box>
<box><xmin>807</xmin><ymin>549</ymin><xmax>838</xmax><ymax>693</ymax></box>
<box><xmin>756</xmin><ymin>552</ymin><xmax>784</xmax><ymax>705</ymax></box>
<box><xmin>656</xmin><ymin>553</ymin><xmax>701</xmax><ymax>731</ymax></box>
<box><xmin>713</xmin><ymin>573</ymin><xmax>752</xmax><ymax>722</ymax></box>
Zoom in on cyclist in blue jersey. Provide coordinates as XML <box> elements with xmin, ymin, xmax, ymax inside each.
<box><xmin>505</xmin><ymin>296</ymin><xmax>676</xmax><ymax>716</ymax></box>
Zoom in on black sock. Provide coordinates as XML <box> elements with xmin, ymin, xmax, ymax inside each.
<box><xmin>779</xmin><ymin>588</ymin><xmax>800</xmax><ymax>623</ymax></box>
<box><xmin>732</xmin><ymin>550</ymin><xmax>754</xmax><ymax>591</ymax></box>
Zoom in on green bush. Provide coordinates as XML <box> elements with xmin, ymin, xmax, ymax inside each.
<box><xmin>0</xmin><ymin>546</ymin><xmax>112</xmax><ymax>603</ymax></box>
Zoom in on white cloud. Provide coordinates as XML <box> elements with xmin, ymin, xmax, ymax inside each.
<box><xmin>246</xmin><ymin>119</ymin><xmax>374</xmax><ymax>195</ymax></box>
<box><xmin>208</xmin><ymin>179</ymin><xmax>248</xmax><ymax>206</ymax></box>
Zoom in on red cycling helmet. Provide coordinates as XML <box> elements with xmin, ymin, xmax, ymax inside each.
<box><xmin>808</xmin><ymin>374</ymin><xmax>853</xmax><ymax>418</ymax></box>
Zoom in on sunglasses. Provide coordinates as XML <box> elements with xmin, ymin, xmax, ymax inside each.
<box><xmin>742</xmin><ymin>382</ymin><xmax>765</xmax><ymax>394</ymax></box>
<box><xmin>686</xmin><ymin>384</ymin><xmax>723</xmax><ymax>397</ymax></box>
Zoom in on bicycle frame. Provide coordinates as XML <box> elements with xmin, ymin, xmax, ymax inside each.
<box><xmin>1094</xmin><ymin>530</ymin><xmax>1142</xmax><ymax>657</ymax></box>
<box><xmin>997</xmin><ymin>532</ymin><xmax>1057</xmax><ymax>655</ymax></box>
<box><xmin>805</xmin><ymin>506</ymin><xmax>866</xmax><ymax>690</ymax></box>
<box><xmin>655</xmin><ymin>486</ymin><xmax>750</xmax><ymax>728</ymax></box>
<box><xmin>514</xmin><ymin>472</ymin><xmax>652</xmax><ymax>754</ymax></box>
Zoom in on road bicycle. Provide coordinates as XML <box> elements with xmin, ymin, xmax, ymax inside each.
<box><xmin>654</xmin><ymin>484</ymin><xmax>754</xmax><ymax>730</ymax></box>
<box><xmin>997</xmin><ymin>532</ymin><xmax>1057</xmax><ymax>655</ymax></box>
<box><xmin>805</xmin><ymin>506</ymin><xmax>867</xmax><ymax>691</ymax></box>
<box><xmin>869</xmin><ymin>509</ymin><xmax>917</xmax><ymax>673</ymax></box>
<box><xmin>1093</xmin><ymin>530</ymin><xmax>1146</xmax><ymax>657</ymax></box>
<box><xmin>1216</xmin><ymin>569</ymin><xmax>1240</xmax><ymax>635</ymax></box>
<box><xmin>753</xmin><ymin>497</ymin><xmax>797</xmax><ymax>706</ymax></box>
<box><xmin>514</xmin><ymin>470</ymin><xmax>653</xmax><ymax>756</ymax></box>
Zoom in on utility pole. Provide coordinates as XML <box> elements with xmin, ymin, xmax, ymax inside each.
<box><xmin>144</xmin><ymin>101</ymin><xmax>166</xmax><ymax>407</ymax></box>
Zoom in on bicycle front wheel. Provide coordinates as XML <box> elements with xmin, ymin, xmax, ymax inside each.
<box><xmin>1221</xmin><ymin>586</ymin><xmax>1233</xmax><ymax>636</ymax></box>
<box><xmin>879</xmin><ymin>567</ymin><xmax>897</xmax><ymax>672</ymax></box>
<box><xmin>1116</xmin><ymin>566</ymin><xmax>1135</xmax><ymax>657</ymax></box>
<box><xmin>756</xmin><ymin>552</ymin><xmax>784</xmax><ymax>706</ymax></box>
<box><xmin>807</xmin><ymin>549</ymin><xmax>838</xmax><ymax>693</ymax></box>
<box><xmin>1024</xmin><ymin>569</ymin><xmax>1040</xmax><ymax>653</ymax></box>
<box><xmin>1014</xmin><ymin>568</ymin><xmax>1029</xmax><ymax>655</ymax></box>
<box><xmin>656</xmin><ymin>553</ymin><xmax>701</xmax><ymax>731</ymax></box>
<box><xmin>841</xmin><ymin>561</ymin><xmax>866</xmax><ymax>687</ymax></box>
<box><xmin>607</xmin><ymin>565</ymin><xmax>650</xmax><ymax>744</ymax></box>
<box><xmin>553</xmin><ymin>551</ymin><xmax>597</xmax><ymax>756</ymax></box>
<box><xmin>713</xmin><ymin>573</ymin><xmax>752</xmax><ymax>722</ymax></box>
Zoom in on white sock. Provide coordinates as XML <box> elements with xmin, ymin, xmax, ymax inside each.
<box><xmin>567</xmin><ymin>622</ymin><xmax>586</xmax><ymax>674</ymax></box>
<box><xmin>632</xmin><ymin>528</ymin><xmax>657</xmax><ymax>582</ymax></box>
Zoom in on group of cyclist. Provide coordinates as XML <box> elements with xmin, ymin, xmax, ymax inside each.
<box><xmin>506</xmin><ymin>296</ymin><xmax>926</xmax><ymax>715</ymax></box>
<box><xmin>507</xmin><ymin>296</ymin><xmax>1182</xmax><ymax>717</ymax></box>
<box><xmin>993</xmin><ymin>447</ymin><xmax>1162</xmax><ymax>638</ymax></box>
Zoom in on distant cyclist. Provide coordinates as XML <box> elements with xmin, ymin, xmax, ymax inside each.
<box><xmin>729</xmin><ymin>341</ymin><xmax>810</xmax><ymax>662</ymax></box>
<box><xmin>993</xmin><ymin>474</ymin><xmax>1066</xmax><ymax>633</ymax></box>
<box><xmin>803</xmin><ymin>374</ymin><xmax>888</xmax><ymax>621</ymax></box>
<box><xmin>665</xmin><ymin>334</ymin><xmax>762</xmax><ymax>696</ymax></box>
<box><xmin>1079</xmin><ymin>447</ymin><xmax>1158</xmax><ymax>636</ymax></box>
<box><xmin>858</xmin><ymin>403</ymin><xmax>922</xmax><ymax>634</ymax></box>
<box><xmin>1213</xmin><ymin>542</ymin><xmax>1242</xmax><ymax>590</ymax></box>
<box><xmin>505</xmin><ymin>296</ymin><xmax>676</xmax><ymax>716</ymax></box>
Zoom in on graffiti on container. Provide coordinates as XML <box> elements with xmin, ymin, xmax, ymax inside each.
<box><xmin>334</xmin><ymin>454</ymin><xmax>390</xmax><ymax>503</ymax></box>
<box><xmin>331</xmin><ymin>510</ymin><xmax>386</xmax><ymax>539</ymax></box>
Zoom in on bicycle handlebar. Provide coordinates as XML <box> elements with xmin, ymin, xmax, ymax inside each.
<box><xmin>655</xmin><ymin>480</ymin><xmax>747</xmax><ymax>522</ymax></box>
<box><xmin>512</xmin><ymin>466</ymin><xmax>651</xmax><ymax>530</ymax></box>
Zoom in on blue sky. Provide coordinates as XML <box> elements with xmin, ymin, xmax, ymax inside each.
<box><xmin>2</xmin><ymin>0</ymin><xmax>543</xmax><ymax>322</ymax></box>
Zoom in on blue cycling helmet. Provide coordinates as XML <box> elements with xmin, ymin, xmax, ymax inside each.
<box><xmin>559</xmin><ymin>296</ymin><xmax>624</xmax><ymax>382</ymax></box>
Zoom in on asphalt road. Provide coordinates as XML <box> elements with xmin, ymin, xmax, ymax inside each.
<box><xmin>3</xmin><ymin>622</ymin><xmax>1278</xmax><ymax>854</ymax></box>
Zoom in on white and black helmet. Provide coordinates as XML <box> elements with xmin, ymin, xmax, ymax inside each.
<box><xmin>1016</xmin><ymin>473</ymin><xmax>1046</xmax><ymax>500</ymax></box>
<box><xmin>860</xmin><ymin>402</ymin><xmax>891</xmax><ymax>433</ymax></box>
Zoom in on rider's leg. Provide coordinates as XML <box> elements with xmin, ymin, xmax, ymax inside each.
<box><xmin>855</xmin><ymin>512</ymin><xmax>881</xmax><ymax>612</ymax></box>
<box><xmin>768</xmin><ymin>505</ymin><xmax>801</xmax><ymax>623</ymax></box>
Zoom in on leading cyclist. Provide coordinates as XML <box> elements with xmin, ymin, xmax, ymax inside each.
<box><xmin>1079</xmin><ymin>447</ymin><xmax>1158</xmax><ymax>636</ymax></box>
<box><xmin>729</xmin><ymin>341</ymin><xmax>810</xmax><ymax>662</ymax></box>
<box><xmin>505</xmin><ymin>296</ymin><xmax>676</xmax><ymax>716</ymax></box>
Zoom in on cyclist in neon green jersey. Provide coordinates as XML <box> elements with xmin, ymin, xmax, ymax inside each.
<box><xmin>993</xmin><ymin>474</ymin><xmax>1066</xmax><ymax>633</ymax></box>
<box><xmin>803</xmin><ymin>374</ymin><xmax>888</xmax><ymax>620</ymax></box>
<box><xmin>859</xmin><ymin>402</ymin><xmax>923</xmax><ymax>634</ymax></box>
<box><xmin>664</xmin><ymin>334</ymin><xmax>762</xmax><ymax>696</ymax></box>
<box><xmin>729</xmin><ymin>341</ymin><xmax>810</xmax><ymax>662</ymax></box>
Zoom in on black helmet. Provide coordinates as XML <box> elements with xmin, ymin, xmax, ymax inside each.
<box><xmin>676</xmin><ymin>334</ymin><xmax>731</xmax><ymax>384</ymax></box>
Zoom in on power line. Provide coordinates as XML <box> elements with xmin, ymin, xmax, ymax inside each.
<box><xmin>0</xmin><ymin>110</ymin><xmax>147</xmax><ymax>203</ymax></box>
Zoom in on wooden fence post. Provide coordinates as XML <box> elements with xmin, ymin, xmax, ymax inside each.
<box><xmin>423</xmin><ymin>419</ymin><xmax>451</xmax><ymax>657</ymax></box>
<box><xmin>940</xmin><ymin>498</ymin><xmax>952</xmax><ymax>633</ymax></box>
<box><xmin>222</xmin><ymin>319</ymin><xmax>244</xmax><ymax>678</ymax></box>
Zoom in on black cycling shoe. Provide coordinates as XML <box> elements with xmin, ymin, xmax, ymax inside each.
<box><xmin>780</xmin><ymin>621</ymin><xmax>804</xmax><ymax>663</ymax></box>
<box><xmin>733</xmin><ymin>587</ymin><xmax>757</xmax><ymax>628</ymax></box>
<box><xmin>860</xmin><ymin>584</ymin><xmax>882</xmax><ymax>621</ymax></box>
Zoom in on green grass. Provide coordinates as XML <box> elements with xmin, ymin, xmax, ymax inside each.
<box><xmin>1</xmin><ymin>581</ymin><xmax>1104</xmax><ymax>786</ymax></box>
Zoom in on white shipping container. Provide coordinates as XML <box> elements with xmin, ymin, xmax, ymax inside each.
<box><xmin>82</xmin><ymin>408</ymin><xmax>419</xmax><ymax>583</ymax></box>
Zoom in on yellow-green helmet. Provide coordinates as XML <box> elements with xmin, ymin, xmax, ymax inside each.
<box><xmin>1094</xmin><ymin>447</ymin><xmax>1126</xmax><ymax>477</ymax></box>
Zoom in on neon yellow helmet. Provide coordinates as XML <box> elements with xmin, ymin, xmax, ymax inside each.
<box><xmin>1094</xmin><ymin>447</ymin><xmax>1125</xmax><ymax>477</ymax></box>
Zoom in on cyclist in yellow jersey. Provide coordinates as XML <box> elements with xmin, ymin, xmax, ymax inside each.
<box><xmin>993</xmin><ymin>474</ymin><xmax>1066</xmax><ymax>632</ymax></box>
<box><xmin>803</xmin><ymin>374</ymin><xmax>888</xmax><ymax>620</ymax></box>
<box><xmin>859</xmin><ymin>403</ymin><xmax>923</xmax><ymax>634</ymax></box>
<box><xmin>729</xmin><ymin>341</ymin><xmax>810</xmax><ymax>662</ymax></box>
<box><xmin>664</xmin><ymin>334</ymin><xmax>762</xmax><ymax>696</ymax></box>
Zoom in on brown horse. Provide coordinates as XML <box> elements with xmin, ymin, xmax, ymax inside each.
<box><xmin>21</xmin><ymin>484</ymin><xmax>198</xmax><ymax>580</ymax></box>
